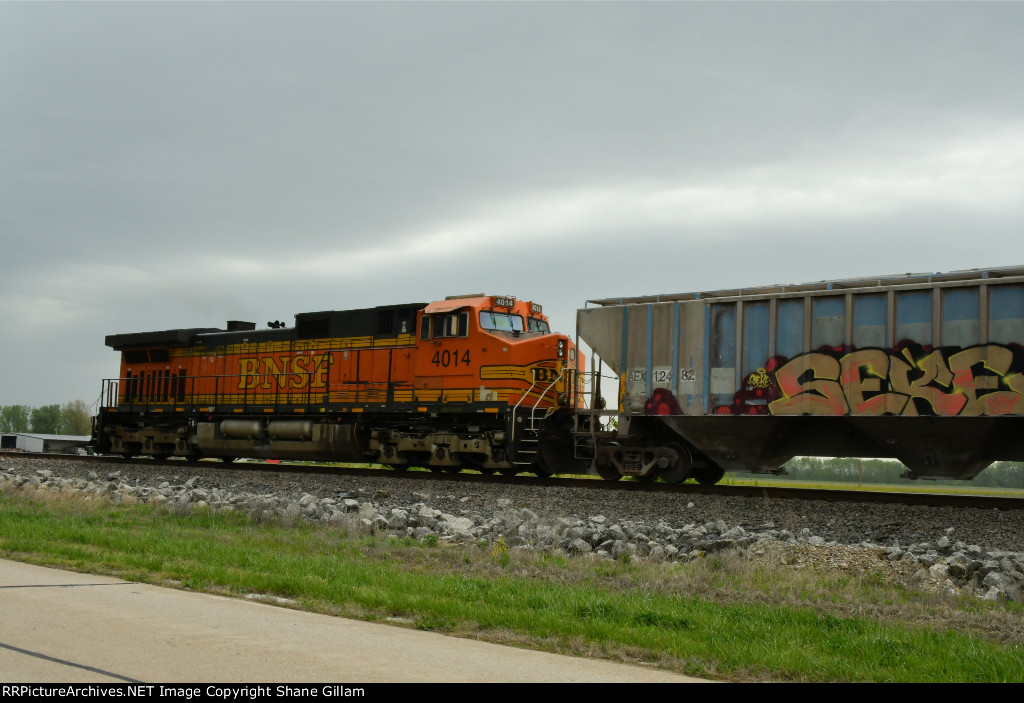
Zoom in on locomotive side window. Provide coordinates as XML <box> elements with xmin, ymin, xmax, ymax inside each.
<box><xmin>942</xmin><ymin>288</ymin><xmax>980</xmax><ymax>347</ymax></box>
<box><xmin>989</xmin><ymin>285</ymin><xmax>1024</xmax><ymax>345</ymax></box>
<box><xmin>479</xmin><ymin>311</ymin><xmax>524</xmax><ymax>332</ymax></box>
<box><xmin>853</xmin><ymin>294</ymin><xmax>886</xmax><ymax>348</ymax></box>
<box><xmin>420</xmin><ymin>317</ymin><xmax>431</xmax><ymax>340</ymax></box>
<box><xmin>811</xmin><ymin>296</ymin><xmax>845</xmax><ymax>350</ymax></box>
<box><xmin>896</xmin><ymin>291</ymin><xmax>932</xmax><ymax>346</ymax></box>
<box><xmin>429</xmin><ymin>312</ymin><xmax>469</xmax><ymax>339</ymax></box>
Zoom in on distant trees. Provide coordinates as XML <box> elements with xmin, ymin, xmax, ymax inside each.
<box><xmin>0</xmin><ymin>405</ymin><xmax>30</xmax><ymax>433</ymax></box>
<box><xmin>61</xmin><ymin>400</ymin><xmax>92</xmax><ymax>435</ymax></box>
<box><xmin>30</xmin><ymin>405</ymin><xmax>62</xmax><ymax>434</ymax></box>
<box><xmin>775</xmin><ymin>456</ymin><xmax>1024</xmax><ymax>489</ymax></box>
<box><xmin>1</xmin><ymin>401</ymin><xmax>93</xmax><ymax>436</ymax></box>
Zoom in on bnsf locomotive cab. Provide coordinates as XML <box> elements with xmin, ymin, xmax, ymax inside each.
<box><xmin>415</xmin><ymin>295</ymin><xmax>581</xmax><ymax>410</ymax></box>
<box><xmin>93</xmin><ymin>294</ymin><xmax>586</xmax><ymax>477</ymax></box>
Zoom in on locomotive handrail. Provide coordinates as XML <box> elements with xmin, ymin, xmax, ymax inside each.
<box><xmin>509</xmin><ymin>366</ymin><xmax>569</xmax><ymax>446</ymax></box>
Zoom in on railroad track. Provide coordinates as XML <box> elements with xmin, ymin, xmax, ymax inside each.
<box><xmin>8</xmin><ymin>451</ymin><xmax>1023</xmax><ymax>511</ymax></box>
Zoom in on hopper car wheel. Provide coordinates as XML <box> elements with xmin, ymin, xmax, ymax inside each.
<box><xmin>692</xmin><ymin>464</ymin><xmax>725</xmax><ymax>486</ymax></box>
<box><xmin>537</xmin><ymin>436</ymin><xmax>590</xmax><ymax>478</ymax></box>
<box><xmin>220</xmin><ymin>457</ymin><xmax>236</xmax><ymax>464</ymax></box>
<box><xmin>186</xmin><ymin>454</ymin><xmax>201</xmax><ymax>463</ymax></box>
<box><xmin>658</xmin><ymin>444</ymin><xmax>691</xmax><ymax>485</ymax></box>
<box><xmin>383</xmin><ymin>464</ymin><xmax>408</xmax><ymax>472</ymax></box>
<box><xmin>634</xmin><ymin>473</ymin><xmax>657</xmax><ymax>483</ymax></box>
<box><xmin>443</xmin><ymin>466</ymin><xmax>463</xmax><ymax>474</ymax></box>
<box><xmin>499</xmin><ymin>467</ymin><xmax>522</xmax><ymax>476</ymax></box>
<box><xmin>152</xmin><ymin>454</ymin><xmax>170</xmax><ymax>461</ymax></box>
<box><xmin>429</xmin><ymin>466</ymin><xmax>446</xmax><ymax>473</ymax></box>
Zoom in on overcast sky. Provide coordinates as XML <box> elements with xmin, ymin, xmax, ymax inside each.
<box><xmin>3</xmin><ymin>2</ymin><xmax>1024</xmax><ymax>408</ymax></box>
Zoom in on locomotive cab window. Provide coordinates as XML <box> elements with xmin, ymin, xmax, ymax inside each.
<box><xmin>479</xmin><ymin>311</ymin><xmax>524</xmax><ymax>333</ymax></box>
<box><xmin>527</xmin><ymin>317</ymin><xmax>550</xmax><ymax>333</ymax></box>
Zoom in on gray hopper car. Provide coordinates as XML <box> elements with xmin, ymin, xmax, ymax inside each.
<box><xmin>575</xmin><ymin>266</ymin><xmax>1024</xmax><ymax>483</ymax></box>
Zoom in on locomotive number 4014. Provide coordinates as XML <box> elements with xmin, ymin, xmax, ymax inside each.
<box><xmin>431</xmin><ymin>349</ymin><xmax>471</xmax><ymax>368</ymax></box>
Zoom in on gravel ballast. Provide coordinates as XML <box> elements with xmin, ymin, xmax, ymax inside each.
<box><xmin>3</xmin><ymin>454</ymin><xmax>1024</xmax><ymax>602</ymax></box>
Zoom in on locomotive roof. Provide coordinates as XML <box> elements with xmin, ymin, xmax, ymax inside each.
<box><xmin>105</xmin><ymin>301</ymin><xmax>427</xmax><ymax>350</ymax></box>
<box><xmin>586</xmin><ymin>265</ymin><xmax>1024</xmax><ymax>307</ymax></box>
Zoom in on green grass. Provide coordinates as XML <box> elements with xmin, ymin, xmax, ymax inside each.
<box><xmin>2</xmin><ymin>484</ymin><xmax>1023</xmax><ymax>682</ymax></box>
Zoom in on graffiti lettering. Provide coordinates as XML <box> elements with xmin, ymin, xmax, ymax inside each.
<box><xmin>747</xmin><ymin>367</ymin><xmax>771</xmax><ymax>390</ymax></box>
<box><xmin>768</xmin><ymin>345</ymin><xmax>1022</xmax><ymax>417</ymax></box>
<box><xmin>769</xmin><ymin>352</ymin><xmax>848</xmax><ymax>415</ymax></box>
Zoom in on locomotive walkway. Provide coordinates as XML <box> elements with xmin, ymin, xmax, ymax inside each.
<box><xmin>0</xmin><ymin>559</ymin><xmax>707</xmax><ymax>684</ymax></box>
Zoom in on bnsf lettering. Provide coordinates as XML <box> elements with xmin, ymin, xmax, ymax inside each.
<box><xmin>533</xmin><ymin>367</ymin><xmax>559</xmax><ymax>384</ymax></box>
<box><xmin>431</xmin><ymin>349</ymin><xmax>471</xmax><ymax>368</ymax></box>
<box><xmin>237</xmin><ymin>354</ymin><xmax>331</xmax><ymax>390</ymax></box>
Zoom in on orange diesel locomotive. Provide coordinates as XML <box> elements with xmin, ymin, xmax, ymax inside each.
<box><xmin>94</xmin><ymin>295</ymin><xmax>586</xmax><ymax>475</ymax></box>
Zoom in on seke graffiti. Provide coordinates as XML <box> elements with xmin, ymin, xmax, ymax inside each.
<box><xmin>761</xmin><ymin>344</ymin><xmax>1020</xmax><ymax>417</ymax></box>
<box><xmin>643</xmin><ymin>343</ymin><xmax>1024</xmax><ymax>417</ymax></box>
<box><xmin>766</xmin><ymin>344</ymin><xmax>1024</xmax><ymax>417</ymax></box>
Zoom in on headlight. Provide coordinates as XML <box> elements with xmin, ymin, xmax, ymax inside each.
<box><xmin>557</xmin><ymin>339</ymin><xmax>565</xmax><ymax>358</ymax></box>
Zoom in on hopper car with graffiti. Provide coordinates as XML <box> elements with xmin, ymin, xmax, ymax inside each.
<box><xmin>93</xmin><ymin>266</ymin><xmax>1024</xmax><ymax>484</ymax></box>
<box><xmin>93</xmin><ymin>295</ymin><xmax>588</xmax><ymax>476</ymax></box>
<box><xmin>577</xmin><ymin>265</ymin><xmax>1024</xmax><ymax>483</ymax></box>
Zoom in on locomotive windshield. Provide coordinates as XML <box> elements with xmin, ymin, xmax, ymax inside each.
<box><xmin>527</xmin><ymin>317</ymin><xmax>549</xmax><ymax>333</ymax></box>
<box><xmin>479</xmin><ymin>311</ymin><xmax>524</xmax><ymax>332</ymax></box>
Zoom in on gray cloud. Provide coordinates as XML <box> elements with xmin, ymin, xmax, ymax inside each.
<box><xmin>3</xmin><ymin>2</ymin><xmax>1024</xmax><ymax>406</ymax></box>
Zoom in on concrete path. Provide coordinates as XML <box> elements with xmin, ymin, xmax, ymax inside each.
<box><xmin>0</xmin><ymin>559</ymin><xmax>709</xmax><ymax>683</ymax></box>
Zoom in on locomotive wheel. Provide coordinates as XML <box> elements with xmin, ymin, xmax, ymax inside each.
<box><xmin>382</xmin><ymin>464</ymin><xmax>408</xmax><ymax>471</ymax></box>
